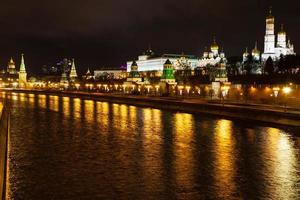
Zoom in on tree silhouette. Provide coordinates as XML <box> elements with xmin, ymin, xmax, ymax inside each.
<box><xmin>264</xmin><ymin>57</ymin><xmax>274</xmax><ymax>75</ymax></box>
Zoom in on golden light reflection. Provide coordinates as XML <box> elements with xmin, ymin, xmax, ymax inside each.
<box><xmin>97</xmin><ymin>102</ymin><xmax>109</xmax><ymax>132</ymax></box>
<box><xmin>73</xmin><ymin>98</ymin><xmax>81</xmax><ymax>119</ymax></box>
<box><xmin>62</xmin><ymin>97</ymin><xmax>70</xmax><ymax>117</ymax></box>
<box><xmin>48</xmin><ymin>95</ymin><xmax>59</xmax><ymax>112</ymax></box>
<box><xmin>173</xmin><ymin>113</ymin><xmax>195</xmax><ymax>193</ymax></box>
<box><xmin>262</xmin><ymin>128</ymin><xmax>299</xmax><ymax>199</ymax></box>
<box><xmin>84</xmin><ymin>100</ymin><xmax>95</xmax><ymax>123</ymax></box>
<box><xmin>213</xmin><ymin>119</ymin><xmax>237</xmax><ymax>198</ymax></box>
<box><xmin>27</xmin><ymin>93</ymin><xmax>35</xmax><ymax>105</ymax></box>
<box><xmin>141</xmin><ymin>108</ymin><xmax>163</xmax><ymax>193</ymax></box>
<box><xmin>11</xmin><ymin>93</ymin><xmax>18</xmax><ymax>101</ymax></box>
<box><xmin>38</xmin><ymin>95</ymin><xmax>46</xmax><ymax>109</ymax></box>
<box><xmin>119</xmin><ymin>105</ymin><xmax>128</xmax><ymax>132</ymax></box>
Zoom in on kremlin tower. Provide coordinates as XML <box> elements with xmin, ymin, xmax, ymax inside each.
<box><xmin>7</xmin><ymin>58</ymin><xmax>17</xmax><ymax>75</ymax></box>
<box><xmin>18</xmin><ymin>54</ymin><xmax>27</xmax><ymax>87</ymax></box>
<box><xmin>69</xmin><ymin>59</ymin><xmax>78</xmax><ymax>82</ymax></box>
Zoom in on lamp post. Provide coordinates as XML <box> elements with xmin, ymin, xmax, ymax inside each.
<box><xmin>155</xmin><ymin>85</ymin><xmax>160</xmax><ymax>96</ymax></box>
<box><xmin>282</xmin><ymin>86</ymin><xmax>291</xmax><ymax>112</ymax></box>
<box><xmin>178</xmin><ymin>86</ymin><xmax>184</xmax><ymax>96</ymax></box>
<box><xmin>146</xmin><ymin>85</ymin><xmax>152</xmax><ymax>94</ymax></box>
<box><xmin>221</xmin><ymin>86</ymin><xmax>230</xmax><ymax>106</ymax></box>
<box><xmin>186</xmin><ymin>86</ymin><xmax>191</xmax><ymax>96</ymax></box>
<box><xmin>272</xmin><ymin>87</ymin><xmax>280</xmax><ymax>105</ymax></box>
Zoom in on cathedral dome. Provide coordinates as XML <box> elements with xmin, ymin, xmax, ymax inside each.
<box><xmin>211</xmin><ymin>41</ymin><xmax>219</xmax><ymax>51</ymax></box>
<box><xmin>252</xmin><ymin>42</ymin><xmax>260</xmax><ymax>54</ymax></box>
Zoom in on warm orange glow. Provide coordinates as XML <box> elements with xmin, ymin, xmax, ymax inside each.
<box><xmin>283</xmin><ymin>86</ymin><xmax>292</xmax><ymax>94</ymax></box>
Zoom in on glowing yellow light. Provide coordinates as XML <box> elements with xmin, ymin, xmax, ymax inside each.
<box><xmin>282</xmin><ymin>86</ymin><xmax>291</xmax><ymax>94</ymax></box>
<box><xmin>273</xmin><ymin>87</ymin><xmax>280</xmax><ymax>91</ymax></box>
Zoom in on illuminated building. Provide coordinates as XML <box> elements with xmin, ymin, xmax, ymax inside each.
<box><xmin>160</xmin><ymin>59</ymin><xmax>176</xmax><ymax>84</ymax></box>
<box><xmin>214</xmin><ymin>59</ymin><xmax>228</xmax><ymax>83</ymax></box>
<box><xmin>243</xmin><ymin>42</ymin><xmax>261</xmax><ymax>63</ymax></box>
<box><xmin>262</xmin><ymin>8</ymin><xmax>295</xmax><ymax>61</ymax></box>
<box><xmin>18</xmin><ymin>54</ymin><xmax>27</xmax><ymax>87</ymax></box>
<box><xmin>127</xmin><ymin>48</ymin><xmax>198</xmax><ymax>72</ymax></box>
<box><xmin>94</xmin><ymin>68</ymin><xmax>126</xmax><ymax>80</ymax></box>
<box><xmin>199</xmin><ymin>37</ymin><xmax>227</xmax><ymax>68</ymax></box>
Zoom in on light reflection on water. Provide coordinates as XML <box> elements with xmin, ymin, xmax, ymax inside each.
<box><xmin>3</xmin><ymin>92</ymin><xmax>300</xmax><ymax>200</ymax></box>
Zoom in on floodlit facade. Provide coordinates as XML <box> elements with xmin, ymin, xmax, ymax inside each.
<box><xmin>262</xmin><ymin>8</ymin><xmax>295</xmax><ymax>61</ymax></box>
<box><xmin>127</xmin><ymin>48</ymin><xmax>198</xmax><ymax>72</ymax></box>
<box><xmin>198</xmin><ymin>37</ymin><xmax>226</xmax><ymax>67</ymax></box>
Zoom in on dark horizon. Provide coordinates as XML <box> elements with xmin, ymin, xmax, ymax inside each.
<box><xmin>0</xmin><ymin>0</ymin><xmax>299</xmax><ymax>74</ymax></box>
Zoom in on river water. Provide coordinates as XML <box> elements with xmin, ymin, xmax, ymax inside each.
<box><xmin>2</xmin><ymin>92</ymin><xmax>300</xmax><ymax>199</ymax></box>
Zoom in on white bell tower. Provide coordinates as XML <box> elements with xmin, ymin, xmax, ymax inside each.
<box><xmin>262</xmin><ymin>8</ymin><xmax>275</xmax><ymax>60</ymax></box>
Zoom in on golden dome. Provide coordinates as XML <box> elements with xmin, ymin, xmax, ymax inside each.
<box><xmin>252</xmin><ymin>42</ymin><xmax>260</xmax><ymax>54</ymax></box>
<box><xmin>210</xmin><ymin>37</ymin><xmax>219</xmax><ymax>51</ymax></box>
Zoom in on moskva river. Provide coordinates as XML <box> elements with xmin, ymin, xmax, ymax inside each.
<box><xmin>3</xmin><ymin>92</ymin><xmax>300</xmax><ymax>199</ymax></box>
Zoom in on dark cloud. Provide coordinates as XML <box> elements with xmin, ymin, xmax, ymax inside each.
<box><xmin>0</xmin><ymin>0</ymin><xmax>299</xmax><ymax>74</ymax></box>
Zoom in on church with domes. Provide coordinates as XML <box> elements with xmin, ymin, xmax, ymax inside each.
<box><xmin>198</xmin><ymin>37</ymin><xmax>226</xmax><ymax>68</ymax></box>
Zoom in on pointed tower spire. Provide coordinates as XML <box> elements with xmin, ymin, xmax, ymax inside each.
<box><xmin>20</xmin><ymin>54</ymin><xmax>26</xmax><ymax>72</ymax></box>
<box><xmin>69</xmin><ymin>58</ymin><xmax>78</xmax><ymax>79</ymax></box>
<box><xmin>19</xmin><ymin>53</ymin><xmax>27</xmax><ymax>87</ymax></box>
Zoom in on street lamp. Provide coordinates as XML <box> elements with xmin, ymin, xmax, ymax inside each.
<box><xmin>146</xmin><ymin>85</ymin><xmax>152</xmax><ymax>93</ymax></box>
<box><xmin>272</xmin><ymin>87</ymin><xmax>280</xmax><ymax>104</ymax></box>
<box><xmin>282</xmin><ymin>86</ymin><xmax>292</xmax><ymax>112</ymax></box>
<box><xmin>178</xmin><ymin>85</ymin><xmax>184</xmax><ymax>96</ymax></box>
<box><xmin>186</xmin><ymin>86</ymin><xmax>191</xmax><ymax>95</ymax></box>
<box><xmin>155</xmin><ymin>85</ymin><xmax>160</xmax><ymax>95</ymax></box>
<box><xmin>221</xmin><ymin>86</ymin><xmax>230</xmax><ymax>106</ymax></box>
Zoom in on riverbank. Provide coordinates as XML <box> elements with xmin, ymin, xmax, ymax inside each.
<box><xmin>3</xmin><ymin>88</ymin><xmax>300</xmax><ymax>128</ymax></box>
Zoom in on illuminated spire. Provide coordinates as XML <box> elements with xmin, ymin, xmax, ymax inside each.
<box><xmin>267</xmin><ymin>6</ymin><xmax>273</xmax><ymax>18</ymax></box>
<box><xmin>69</xmin><ymin>58</ymin><xmax>77</xmax><ymax>78</ymax></box>
<box><xmin>19</xmin><ymin>54</ymin><xmax>26</xmax><ymax>72</ymax></box>
<box><xmin>19</xmin><ymin>54</ymin><xmax>27</xmax><ymax>86</ymax></box>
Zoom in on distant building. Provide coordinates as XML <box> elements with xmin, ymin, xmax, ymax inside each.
<box><xmin>127</xmin><ymin>48</ymin><xmax>198</xmax><ymax>72</ymax></box>
<box><xmin>243</xmin><ymin>42</ymin><xmax>261</xmax><ymax>63</ymax></box>
<box><xmin>94</xmin><ymin>68</ymin><xmax>126</xmax><ymax>80</ymax></box>
<box><xmin>199</xmin><ymin>37</ymin><xmax>227</xmax><ymax>67</ymax></box>
<box><xmin>82</xmin><ymin>68</ymin><xmax>94</xmax><ymax>81</ymax></box>
<box><xmin>261</xmin><ymin>8</ymin><xmax>295</xmax><ymax>61</ymax></box>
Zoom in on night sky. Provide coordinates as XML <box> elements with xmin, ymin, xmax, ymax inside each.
<box><xmin>0</xmin><ymin>0</ymin><xmax>299</xmax><ymax>74</ymax></box>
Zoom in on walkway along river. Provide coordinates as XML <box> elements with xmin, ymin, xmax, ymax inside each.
<box><xmin>2</xmin><ymin>91</ymin><xmax>300</xmax><ymax>199</ymax></box>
